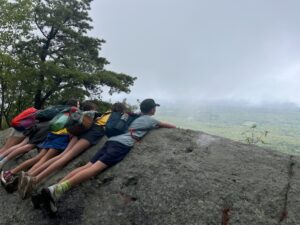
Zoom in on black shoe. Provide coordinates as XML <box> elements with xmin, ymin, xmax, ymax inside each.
<box><xmin>4</xmin><ymin>176</ymin><xmax>19</xmax><ymax>193</ymax></box>
<box><xmin>31</xmin><ymin>192</ymin><xmax>44</xmax><ymax>209</ymax></box>
<box><xmin>41</xmin><ymin>188</ymin><xmax>57</xmax><ymax>213</ymax></box>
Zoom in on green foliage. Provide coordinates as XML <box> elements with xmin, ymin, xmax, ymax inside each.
<box><xmin>81</xmin><ymin>99</ymin><xmax>112</xmax><ymax>114</ymax></box>
<box><xmin>0</xmin><ymin>0</ymin><xmax>136</xmax><ymax>128</ymax></box>
<box><xmin>11</xmin><ymin>0</ymin><xmax>136</xmax><ymax>108</ymax></box>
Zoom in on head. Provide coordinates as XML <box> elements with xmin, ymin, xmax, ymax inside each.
<box><xmin>81</xmin><ymin>100</ymin><xmax>97</xmax><ymax>111</ymax></box>
<box><xmin>140</xmin><ymin>98</ymin><xmax>160</xmax><ymax>115</ymax></box>
<box><xmin>65</xmin><ymin>98</ymin><xmax>80</xmax><ymax>108</ymax></box>
<box><xmin>111</xmin><ymin>102</ymin><xmax>127</xmax><ymax>113</ymax></box>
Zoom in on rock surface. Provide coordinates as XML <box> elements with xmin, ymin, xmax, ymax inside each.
<box><xmin>0</xmin><ymin>128</ymin><xmax>299</xmax><ymax>225</ymax></box>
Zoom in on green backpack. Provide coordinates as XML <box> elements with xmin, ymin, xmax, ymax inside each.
<box><xmin>65</xmin><ymin>110</ymin><xmax>96</xmax><ymax>136</ymax></box>
<box><xmin>49</xmin><ymin>107</ymin><xmax>77</xmax><ymax>132</ymax></box>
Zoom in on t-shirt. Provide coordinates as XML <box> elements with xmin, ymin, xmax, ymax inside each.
<box><xmin>108</xmin><ymin>115</ymin><xmax>159</xmax><ymax>147</ymax></box>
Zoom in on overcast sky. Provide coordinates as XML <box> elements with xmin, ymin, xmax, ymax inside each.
<box><xmin>89</xmin><ymin>0</ymin><xmax>300</xmax><ymax>106</ymax></box>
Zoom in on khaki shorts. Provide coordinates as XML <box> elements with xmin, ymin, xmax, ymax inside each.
<box><xmin>9</xmin><ymin>128</ymin><xmax>25</xmax><ymax>138</ymax></box>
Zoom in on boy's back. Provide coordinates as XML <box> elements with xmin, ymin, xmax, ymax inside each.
<box><xmin>108</xmin><ymin>115</ymin><xmax>159</xmax><ymax>147</ymax></box>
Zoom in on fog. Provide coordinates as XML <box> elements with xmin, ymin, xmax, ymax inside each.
<box><xmin>89</xmin><ymin>0</ymin><xmax>300</xmax><ymax>106</ymax></box>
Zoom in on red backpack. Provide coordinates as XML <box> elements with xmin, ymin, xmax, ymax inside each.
<box><xmin>11</xmin><ymin>107</ymin><xmax>38</xmax><ymax>131</ymax></box>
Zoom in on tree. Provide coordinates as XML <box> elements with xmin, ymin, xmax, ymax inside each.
<box><xmin>0</xmin><ymin>0</ymin><xmax>35</xmax><ymax>128</ymax></box>
<box><xmin>2</xmin><ymin>0</ymin><xmax>136</xmax><ymax>110</ymax></box>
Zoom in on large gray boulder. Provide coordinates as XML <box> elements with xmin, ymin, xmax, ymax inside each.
<box><xmin>0</xmin><ymin>128</ymin><xmax>299</xmax><ymax>225</ymax></box>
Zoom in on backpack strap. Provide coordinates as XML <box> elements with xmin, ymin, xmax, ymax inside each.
<box><xmin>128</xmin><ymin>128</ymin><xmax>141</xmax><ymax>143</ymax></box>
<box><xmin>128</xmin><ymin>127</ymin><xmax>152</xmax><ymax>144</ymax></box>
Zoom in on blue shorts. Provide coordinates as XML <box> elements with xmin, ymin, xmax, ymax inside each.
<box><xmin>90</xmin><ymin>141</ymin><xmax>131</xmax><ymax>166</ymax></box>
<box><xmin>38</xmin><ymin>133</ymin><xmax>70</xmax><ymax>151</ymax></box>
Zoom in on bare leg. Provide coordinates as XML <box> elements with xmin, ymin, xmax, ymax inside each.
<box><xmin>10</xmin><ymin>149</ymin><xmax>47</xmax><ymax>174</ymax></box>
<box><xmin>59</xmin><ymin>162</ymin><xmax>92</xmax><ymax>183</ymax></box>
<box><xmin>28</xmin><ymin>137</ymin><xmax>79</xmax><ymax>175</ymax></box>
<box><xmin>66</xmin><ymin>161</ymin><xmax>107</xmax><ymax>187</ymax></box>
<box><xmin>4</xmin><ymin>144</ymin><xmax>35</xmax><ymax>161</ymax></box>
<box><xmin>29</xmin><ymin>154</ymin><xmax>61</xmax><ymax>175</ymax></box>
<box><xmin>0</xmin><ymin>137</ymin><xmax>29</xmax><ymax>158</ymax></box>
<box><xmin>0</xmin><ymin>136</ymin><xmax>25</xmax><ymax>154</ymax></box>
<box><xmin>29</xmin><ymin>153</ymin><xmax>65</xmax><ymax>175</ymax></box>
<box><xmin>63</xmin><ymin>136</ymin><xmax>78</xmax><ymax>154</ymax></box>
<box><xmin>35</xmin><ymin>139</ymin><xmax>91</xmax><ymax>183</ymax></box>
<box><xmin>29</xmin><ymin>148</ymin><xmax>59</xmax><ymax>171</ymax></box>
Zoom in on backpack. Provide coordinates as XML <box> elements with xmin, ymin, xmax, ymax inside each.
<box><xmin>65</xmin><ymin>110</ymin><xmax>96</xmax><ymax>136</ymax></box>
<box><xmin>95</xmin><ymin>111</ymin><xmax>111</xmax><ymax>126</ymax></box>
<box><xmin>105</xmin><ymin>112</ymin><xmax>140</xmax><ymax>137</ymax></box>
<box><xmin>11</xmin><ymin>107</ymin><xmax>38</xmax><ymax>131</ymax></box>
<box><xmin>49</xmin><ymin>112</ymin><xmax>70</xmax><ymax>132</ymax></box>
<box><xmin>35</xmin><ymin>105</ymin><xmax>70</xmax><ymax>122</ymax></box>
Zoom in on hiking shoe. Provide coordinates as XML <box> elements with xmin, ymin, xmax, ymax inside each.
<box><xmin>41</xmin><ymin>188</ymin><xmax>58</xmax><ymax>213</ymax></box>
<box><xmin>22</xmin><ymin>176</ymin><xmax>36</xmax><ymax>199</ymax></box>
<box><xmin>4</xmin><ymin>175</ymin><xmax>19</xmax><ymax>193</ymax></box>
<box><xmin>18</xmin><ymin>171</ymin><xmax>26</xmax><ymax>192</ymax></box>
<box><xmin>31</xmin><ymin>192</ymin><xmax>44</xmax><ymax>209</ymax></box>
<box><xmin>1</xmin><ymin>170</ymin><xmax>14</xmax><ymax>185</ymax></box>
<box><xmin>18</xmin><ymin>175</ymin><xmax>32</xmax><ymax>199</ymax></box>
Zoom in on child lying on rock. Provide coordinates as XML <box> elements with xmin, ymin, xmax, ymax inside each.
<box><xmin>1</xmin><ymin>127</ymin><xmax>73</xmax><ymax>194</ymax></box>
<box><xmin>39</xmin><ymin>98</ymin><xmax>176</xmax><ymax>213</ymax></box>
<box><xmin>18</xmin><ymin>102</ymin><xmax>127</xmax><ymax>199</ymax></box>
<box><xmin>0</xmin><ymin>121</ymin><xmax>50</xmax><ymax>171</ymax></box>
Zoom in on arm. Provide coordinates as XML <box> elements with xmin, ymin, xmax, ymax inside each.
<box><xmin>158</xmin><ymin>121</ymin><xmax>176</xmax><ymax>129</ymax></box>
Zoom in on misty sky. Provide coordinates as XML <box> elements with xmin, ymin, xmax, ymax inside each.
<box><xmin>89</xmin><ymin>0</ymin><xmax>300</xmax><ymax>105</ymax></box>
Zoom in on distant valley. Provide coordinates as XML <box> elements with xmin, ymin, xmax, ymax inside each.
<box><xmin>155</xmin><ymin>102</ymin><xmax>300</xmax><ymax>155</ymax></box>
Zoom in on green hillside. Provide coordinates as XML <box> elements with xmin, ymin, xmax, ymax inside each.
<box><xmin>156</xmin><ymin>104</ymin><xmax>300</xmax><ymax>155</ymax></box>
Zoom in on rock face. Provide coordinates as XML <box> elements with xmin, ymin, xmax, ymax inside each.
<box><xmin>0</xmin><ymin>128</ymin><xmax>299</xmax><ymax>225</ymax></box>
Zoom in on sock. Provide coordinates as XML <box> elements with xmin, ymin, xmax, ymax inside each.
<box><xmin>49</xmin><ymin>180</ymin><xmax>71</xmax><ymax>200</ymax></box>
<box><xmin>48</xmin><ymin>183</ymin><xmax>58</xmax><ymax>195</ymax></box>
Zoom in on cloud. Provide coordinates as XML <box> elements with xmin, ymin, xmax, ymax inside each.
<box><xmin>90</xmin><ymin>0</ymin><xmax>300</xmax><ymax>106</ymax></box>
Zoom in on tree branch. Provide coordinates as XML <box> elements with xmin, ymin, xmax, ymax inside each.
<box><xmin>34</xmin><ymin>14</ymin><xmax>47</xmax><ymax>38</ymax></box>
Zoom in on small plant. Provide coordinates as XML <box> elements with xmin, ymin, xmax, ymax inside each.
<box><xmin>241</xmin><ymin>123</ymin><xmax>269</xmax><ymax>145</ymax></box>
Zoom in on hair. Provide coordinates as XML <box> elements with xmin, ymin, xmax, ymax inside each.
<box><xmin>111</xmin><ymin>102</ymin><xmax>127</xmax><ymax>113</ymax></box>
<box><xmin>140</xmin><ymin>107</ymin><xmax>154</xmax><ymax>114</ymax></box>
<box><xmin>81</xmin><ymin>101</ymin><xmax>97</xmax><ymax>111</ymax></box>
<box><xmin>65</xmin><ymin>98</ymin><xmax>79</xmax><ymax>107</ymax></box>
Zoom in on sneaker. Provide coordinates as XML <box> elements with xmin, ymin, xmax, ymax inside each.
<box><xmin>1</xmin><ymin>170</ymin><xmax>13</xmax><ymax>185</ymax></box>
<box><xmin>31</xmin><ymin>192</ymin><xmax>44</xmax><ymax>209</ymax></box>
<box><xmin>18</xmin><ymin>171</ymin><xmax>26</xmax><ymax>192</ymax></box>
<box><xmin>41</xmin><ymin>188</ymin><xmax>58</xmax><ymax>213</ymax></box>
<box><xmin>22</xmin><ymin>176</ymin><xmax>36</xmax><ymax>199</ymax></box>
<box><xmin>4</xmin><ymin>175</ymin><xmax>19</xmax><ymax>193</ymax></box>
<box><xmin>18</xmin><ymin>175</ymin><xmax>31</xmax><ymax>199</ymax></box>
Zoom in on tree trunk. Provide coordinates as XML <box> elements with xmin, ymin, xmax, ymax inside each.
<box><xmin>0</xmin><ymin>79</ymin><xmax>5</xmax><ymax>129</ymax></box>
<box><xmin>34</xmin><ymin>89</ymin><xmax>43</xmax><ymax>109</ymax></box>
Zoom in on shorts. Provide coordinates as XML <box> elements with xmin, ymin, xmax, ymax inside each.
<box><xmin>77</xmin><ymin>124</ymin><xmax>105</xmax><ymax>145</ymax></box>
<box><xmin>37</xmin><ymin>133</ymin><xmax>70</xmax><ymax>151</ymax></box>
<box><xmin>28</xmin><ymin>122</ymin><xmax>50</xmax><ymax>145</ymax></box>
<box><xmin>9</xmin><ymin>128</ymin><xmax>25</xmax><ymax>138</ymax></box>
<box><xmin>90</xmin><ymin>141</ymin><xmax>131</xmax><ymax>166</ymax></box>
